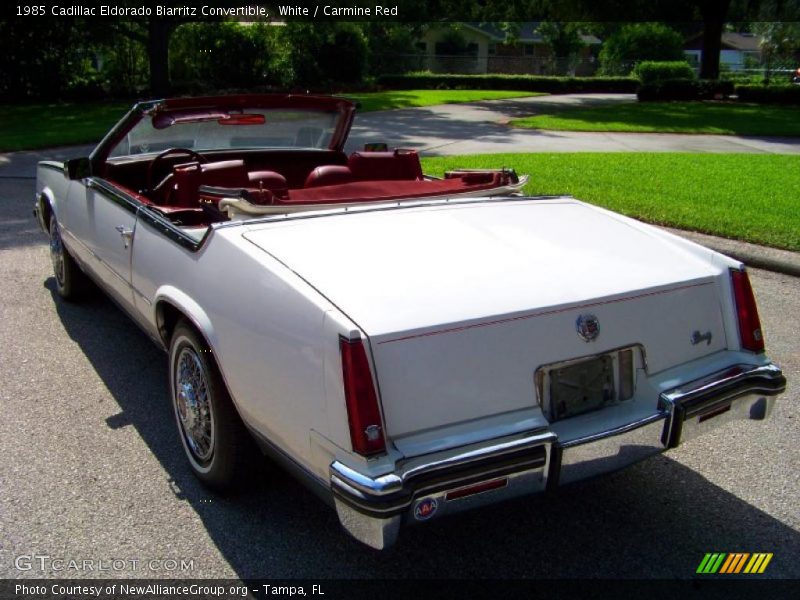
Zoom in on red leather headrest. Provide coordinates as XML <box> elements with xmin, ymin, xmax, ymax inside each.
<box><xmin>248</xmin><ymin>170</ymin><xmax>289</xmax><ymax>197</ymax></box>
<box><xmin>303</xmin><ymin>165</ymin><xmax>355</xmax><ymax>188</ymax></box>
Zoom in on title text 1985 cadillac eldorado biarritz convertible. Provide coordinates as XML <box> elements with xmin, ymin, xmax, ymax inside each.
<box><xmin>34</xmin><ymin>94</ymin><xmax>785</xmax><ymax>549</ymax></box>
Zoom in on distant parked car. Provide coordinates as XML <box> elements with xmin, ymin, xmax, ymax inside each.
<box><xmin>792</xmin><ymin>67</ymin><xmax>800</xmax><ymax>84</ymax></box>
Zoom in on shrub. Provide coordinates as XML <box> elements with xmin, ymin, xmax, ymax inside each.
<box><xmin>376</xmin><ymin>73</ymin><xmax>639</xmax><ymax>94</ymax></box>
<box><xmin>634</xmin><ymin>61</ymin><xmax>695</xmax><ymax>85</ymax></box>
<box><xmin>735</xmin><ymin>84</ymin><xmax>800</xmax><ymax>105</ymax></box>
<box><xmin>599</xmin><ymin>23</ymin><xmax>686</xmax><ymax>75</ymax></box>
<box><xmin>637</xmin><ymin>79</ymin><xmax>735</xmax><ymax>102</ymax></box>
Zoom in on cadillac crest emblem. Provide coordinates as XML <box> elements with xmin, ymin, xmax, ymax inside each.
<box><xmin>576</xmin><ymin>314</ymin><xmax>600</xmax><ymax>342</ymax></box>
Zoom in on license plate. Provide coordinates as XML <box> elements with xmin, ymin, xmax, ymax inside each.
<box><xmin>547</xmin><ymin>355</ymin><xmax>615</xmax><ymax>421</ymax></box>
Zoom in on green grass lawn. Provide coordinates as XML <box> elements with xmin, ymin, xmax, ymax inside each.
<box><xmin>511</xmin><ymin>102</ymin><xmax>800</xmax><ymax>136</ymax></box>
<box><xmin>0</xmin><ymin>102</ymin><xmax>130</xmax><ymax>152</ymax></box>
<box><xmin>421</xmin><ymin>153</ymin><xmax>800</xmax><ymax>251</ymax></box>
<box><xmin>339</xmin><ymin>90</ymin><xmax>544</xmax><ymax>112</ymax></box>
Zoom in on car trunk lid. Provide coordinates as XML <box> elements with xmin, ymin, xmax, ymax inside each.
<box><xmin>243</xmin><ymin>198</ymin><xmax>728</xmax><ymax>445</ymax></box>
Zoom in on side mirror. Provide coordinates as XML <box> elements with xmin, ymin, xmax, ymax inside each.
<box><xmin>363</xmin><ymin>142</ymin><xmax>388</xmax><ymax>152</ymax></box>
<box><xmin>64</xmin><ymin>157</ymin><xmax>91</xmax><ymax>180</ymax></box>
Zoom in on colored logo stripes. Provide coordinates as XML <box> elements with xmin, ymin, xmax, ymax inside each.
<box><xmin>696</xmin><ymin>553</ymin><xmax>773</xmax><ymax>574</ymax></box>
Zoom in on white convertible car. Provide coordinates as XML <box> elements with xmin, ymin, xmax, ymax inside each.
<box><xmin>34</xmin><ymin>94</ymin><xmax>785</xmax><ymax>549</ymax></box>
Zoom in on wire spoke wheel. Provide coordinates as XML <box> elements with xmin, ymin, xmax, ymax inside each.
<box><xmin>174</xmin><ymin>347</ymin><xmax>215</xmax><ymax>464</ymax></box>
<box><xmin>49</xmin><ymin>219</ymin><xmax>66</xmax><ymax>287</ymax></box>
<box><xmin>169</xmin><ymin>321</ymin><xmax>253</xmax><ymax>490</ymax></box>
<box><xmin>48</xmin><ymin>214</ymin><xmax>90</xmax><ymax>300</ymax></box>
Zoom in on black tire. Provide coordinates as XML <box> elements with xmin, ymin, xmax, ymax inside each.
<box><xmin>169</xmin><ymin>320</ymin><xmax>254</xmax><ymax>490</ymax></box>
<box><xmin>49</xmin><ymin>214</ymin><xmax>90</xmax><ymax>301</ymax></box>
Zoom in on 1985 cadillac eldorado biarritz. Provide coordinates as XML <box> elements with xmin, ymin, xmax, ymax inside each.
<box><xmin>34</xmin><ymin>94</ymin><xmax>786</xmax><ymax>548</ymax></box>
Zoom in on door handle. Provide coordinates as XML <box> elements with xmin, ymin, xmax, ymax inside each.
<box><xmin>115</xmin><ymin>225</ymin><xmax>134</xmax><ymax>248</ymax></box>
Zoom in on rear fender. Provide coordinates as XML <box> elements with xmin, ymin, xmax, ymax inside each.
<box><xmin>154</xmin><ymin>286</ymin><xmax>218</xmax><ymax>354</ymax></box>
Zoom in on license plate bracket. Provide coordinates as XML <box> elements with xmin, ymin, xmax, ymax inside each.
<box><xmin>547</xmin><ymin>355</ymin><xmax>615</xmax><ymax>421</ymax></box>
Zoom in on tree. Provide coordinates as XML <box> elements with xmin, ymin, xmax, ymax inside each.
<box><xmin>170</xmin><ymin>22</ymin><xmax>290</xmax><ymax>90</ymax></box>
<box><xmin>754</xmin><ymin>21</ymin><xmax>800</xmax><ymax>83</ymax></box>
<box><xmin>110</xmin><ymin>18</ymin><xmax>189</xmax><ymax>97</ymax></box>
<box><xmin>280</xmin><ymin>23</ymin><xmax>369</xmax><ymax>90</ymax></box>
<box><xmin>598</xmin><ymin>23</ymin><xmax>686</xmax><ymax>74</ymax></box>
<box><xmin>695</xmin><ymin>0</ymin><xmax>732</xmax><ymax>79</ymax></box>
<box><xmin>0</xmin><ymin>18</ymin><xmax>95</xmax><ymax>100</ymax></box>
<box><xmin>537</xmin><ymin>22</ymin><xmax>586</xmax><ymax>75</ymax></box>
<box><xmin>362</xmin><ymin>23</ymin><xmax>425</xmax><ymax>76</ymax></box>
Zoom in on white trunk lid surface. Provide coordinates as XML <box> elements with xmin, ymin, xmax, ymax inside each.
<box><xmin>243</xmin><ymin>198</ymin><xmax>727</xmax><ymax>439</ymax></box>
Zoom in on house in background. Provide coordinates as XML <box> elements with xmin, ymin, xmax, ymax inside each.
<box><xmin>683</xmin><ymin>32</ymin><xmax>762</xmax><ymax>72</ymax></box>
<box><xmin>418</xmin><ymin>23</ymin><xmax>601</xmax><ymax>76</ymax></box>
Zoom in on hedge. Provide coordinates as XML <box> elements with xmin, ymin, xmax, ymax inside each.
<box><xmin>735</xmin><ymin>84</ymin><xmax>800</xmax><ymax>105</ymax></box>
<box><xmin>637</xmin><ymin>79</ymin><xmax>734</xmax><ymax>101</ymax></box>
<box><xmin>376</xmin><ymin>73</ymin><xmax>639</xmax><ymax>94</ymax></box>
<box><xmin>634</xmin><ymin>61</ymin><xmax>695</xmax><ymax>85</ymax></box>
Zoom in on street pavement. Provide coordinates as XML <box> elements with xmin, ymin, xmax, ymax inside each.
<box><xmin>1</xmin><ymin>96</ymin><xmax>798</xmax><ymax>580</ymax></box>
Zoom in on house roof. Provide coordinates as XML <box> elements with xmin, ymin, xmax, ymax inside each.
<box><xmin>462</xmin><ymin>22</ymin><xmax>601</xmax><ymax>45</ymax></box>
<box><xmin>721</xmin><ymin>32</ymin><xmax>762</xmax><ymax>51</ymax></box>
<box><xmin>684</xmin><ymin>31</ymin><xmax>762</xmax><ymax>52</ymax></box>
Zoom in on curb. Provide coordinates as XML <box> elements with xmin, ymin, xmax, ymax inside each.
<box><xmin>665</xmin><ymin>227</ymin><xmax>800</xmax><ymax>278</ymax></box>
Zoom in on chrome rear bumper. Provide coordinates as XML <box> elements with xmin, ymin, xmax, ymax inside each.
<box><xmin>330</xmin><ymin>362</ymin><xmax>785</xmax><ymax>549</ymax></box>
<box><xmin>660</xmin><ymin>363</ymin><xmax>784</xmax><ymax>447</ymax></box>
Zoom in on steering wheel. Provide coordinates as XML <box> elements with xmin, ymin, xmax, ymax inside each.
<box><xmin>146</xmin><ymin>148</ymin><xmax>207</xmax><ymax>192</ymax></box>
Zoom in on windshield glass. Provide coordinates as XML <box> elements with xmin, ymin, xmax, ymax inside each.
<box><xmin>109</xmin><ymin>108</ymin><xmax>340</xmax><ymax>158</ymax></box>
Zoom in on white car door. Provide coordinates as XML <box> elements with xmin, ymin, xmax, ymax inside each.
<box><xmin>68</xmin><ymin>179</ymin><xmax>138</xmax><ymax>310</ymax></box>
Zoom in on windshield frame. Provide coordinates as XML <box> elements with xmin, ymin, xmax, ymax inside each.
<box><xmin>90</xmin><ymin>94</ymin><xmax>357</xmax><ymax>171</ymax></box>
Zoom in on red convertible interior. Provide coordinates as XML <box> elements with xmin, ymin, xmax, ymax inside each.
<box><xmin>105</xmin><ymin>148</ymin><xmax>522</xmax><ymax>227</ymax></box>
<box><xmin>96</xmin><ymin>95</ymin><xmax>524</xmax><ymax>228</ymax></box>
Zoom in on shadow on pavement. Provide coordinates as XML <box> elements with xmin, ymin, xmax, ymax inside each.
<box><xmin>48</xmin><ymin>281</ymin><xmax>800</xmax><ymax>579</ymax></box>
<box><xmin>346</xmin><ymin>95</ymin><xmax>638</xmax><ymax>153</ymax></box>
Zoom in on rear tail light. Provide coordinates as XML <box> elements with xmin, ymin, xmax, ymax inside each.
<box><xmin>730</xmin><ymin>269</ymin><xmax>765</xmax><ymax>353</ymax></box>
<box><xmin>340</xmin><ymin>336</ymin><xmax>386</xmax><ymax>456</ymax></box>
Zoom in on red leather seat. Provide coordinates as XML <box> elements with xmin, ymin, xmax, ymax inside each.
<box><xmin>348</xmin><ymin>150</ymin><xmax>423</xmax><ymax>181</ymax></box>
<box><xmin>199</xmin><ymin>160</ymin><xmax>250</xmax><ymax>188</ymax></box>
<box><xmin>157</xmin><ymin>161</ymin><xmax>289</xmax><ymax>207</ymax></box>
<box><xmin>303</xmin><ymin>165</ymin><xmax>355</xmax><ymax>188</ymax></box>
<box><xmin>159</xmin><ymin>160</ymin><xmax>249</xmax><ymax>207</ymax></box>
